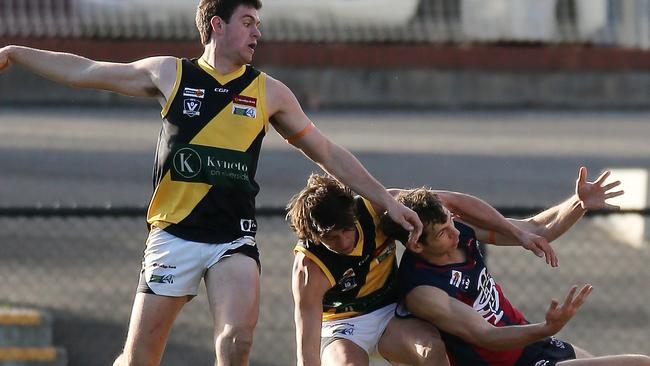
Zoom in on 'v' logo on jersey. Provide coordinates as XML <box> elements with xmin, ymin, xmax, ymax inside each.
<box><xmin>183</xmin><ymin>99</ymin><xmax>202</xmax><ymax>117</ymax></box>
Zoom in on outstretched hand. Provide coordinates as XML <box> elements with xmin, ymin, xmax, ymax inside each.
<box><xmin>576</xmin><ymin>167</ymin><xmax>624</xmax><ymax>210</ymax></box>
<box><xmin>386</xmin><ymin>200</ymin><xmax>423</xmax><ymax>245</ymax></box>
<box><xmin>517</xmin><ymin>231</ymin><xmax>558</xmax><ymax>267</ymax></box>
<box><xmin>544</xmin><ymin>284</ymin><xmax>593</xmax><ymax>335</ymax></box>
<box><xmin>0</xmin><ymin>46</ymin><xmax>11</xmax><ymax>72</ymax></box>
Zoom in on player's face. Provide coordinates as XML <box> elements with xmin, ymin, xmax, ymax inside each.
<box><xmin>222</xmin><ymin>5</ymin><xmax>261</xmax><ymax>64</ymax></box>
<box><xmin>420</xmin><ymin>209</ymin><xmax>460</xmax><ymax>255</ymax></box>
<box><xmin>319</xmin><ymin>227</ymin><xmax>358</xmax><ymax>255</ymax></box>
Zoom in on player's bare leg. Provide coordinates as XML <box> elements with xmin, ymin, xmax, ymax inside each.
<box><xmin>557</xmin><ymin>345</ymin><xmax>650</xmax><ymax>365</ymax></box>
<box><xmin>322</xmin><ymin>339</ymin><xmax>370</xmax><ymax>366</ymax></box>
<box><xmin>378</xmin><ymin>317</ymin><xmax>449</xmax><ymax>366</ymax></box>
<box><xmin>113</xmin><ymin>293</ymin><xmax>188</xmax><ymax>366</ymax></box>
<box><xmin>205</xmin><ymin>254</ymin><xmax>260</xmax><ymax>366</ymax></box>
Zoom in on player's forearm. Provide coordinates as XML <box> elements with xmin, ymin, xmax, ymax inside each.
<box><xmin>294</xmin><ymin>308</ymin><xmax>322</xmax><ymax>366</ymax></box>
<box><xmin>527</xmin><ymin>194</ymin><xmax>585</xmax><ymax>242</ymax></box>
<box><xmin>441</xmin><ymin>192</ymin><xmax>524</xmax><ymax>240</ymax></box>
<box><xmin>478</xmin><ymin>322</ymin><xmax>551</xmax><ymax>350</ymax></box>
<box><xmin>6</xmin><ymin>46</ymin><xmax>97</xmax><ymax>87</ymax></box>
<box><xmin>321</xmin><ymin>142</ymin><xmax>394</xmax><ymax>211</ymax></box>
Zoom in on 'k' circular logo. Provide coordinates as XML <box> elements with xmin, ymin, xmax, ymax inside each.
<box><xmin>173</xmin><ymin>147</ymin><xmax>202</xmax><ymax>179</ymax></box>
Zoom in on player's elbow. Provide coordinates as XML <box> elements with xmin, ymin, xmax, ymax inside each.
<box><xmin>465</xmin><ymin>326</ymin><xmax>511</xmax><ymax>351</ymax></box>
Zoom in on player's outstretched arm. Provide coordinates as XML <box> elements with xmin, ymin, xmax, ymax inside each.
<box><xmin>267</xmin><ymin>75</ymin><xmax>422</xmax><ymax>243</ymax></box>
<box><xmin>479</xmin><ymin>167</ymin><xmax>623</xmax><ymax>243</ymax></box>
<box><xmin>0</xmin><ymin>45</ymin><xmax>176</xmax><ymax>100</ymax></box>
<box><xmin>405</xmin><ymin>284</ymin><xmax>592</xmax><ymax>351</ymax></box>
<box><xmin>291</xmin><ymin>252</ymin><xmax>331</xmax><ymax>366</ymax></box>
<box><xmin>472</xmin><ymin>167</ymin><xmax>622</xmax><ymax>266</ymax></box>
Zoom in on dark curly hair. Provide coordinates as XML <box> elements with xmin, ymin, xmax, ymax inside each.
<box><xmin>379</xmin><ymin>188</ymin><xmax>447</xmax><ymax>245</ymax></box>
<box><xmin>196</xmin><ymin>0</ymin><xmax>262</xmax><ymax>45</ymax></box>
<box><xmin>286</xmin><ymin>174</ymin><xmax>357</xmax><ymax>244</ymax></box>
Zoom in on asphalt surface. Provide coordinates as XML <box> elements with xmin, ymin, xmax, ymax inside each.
<box><xmin>1</xmin><ymin>107</ymin><xmax>649</xmax><ymax>208</ymax></box>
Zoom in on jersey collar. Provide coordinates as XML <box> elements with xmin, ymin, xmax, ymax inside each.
<box><xmin>198</xmin><ymin>58</ymin><xmax>247</xmax><ymax>85</ymax></box>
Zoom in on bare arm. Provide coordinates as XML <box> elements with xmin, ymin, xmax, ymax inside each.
<box><xmin>292</xmin><ymin>252</ymin><xmax>332</xmax><ymax>366</ymax></box>
<box><xmin>385</xmin><ymin>188</ymin><xmax>557</xmax><ymax>266</ymax></box>
<box><xmin>405</xmin><ymin>284</ymin><xmax>592</xmax><ymax>351</ymax></box>
<box><xmin>267</xmin><ymin>75</ymin><xmax>422</xmax><ymax>242</ymax></box>
<box><xmin>0</xmin><ymin>45</ymin><xmax>176</xmax><ymax>104</ymax></box>
<box><xmin>475</xmin><ymin>167</ymin><xmax>623</xmax><ymax>244</ymax></box>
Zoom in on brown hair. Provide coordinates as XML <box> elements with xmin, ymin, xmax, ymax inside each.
<box><xmin>379</xmin><ymin>188</ymin><xmax>447</xmax><ymax>245</ymax></box>
<box><xmin>286</xmin><ymin>174</ymin><xmax>357</xmax><ymax>244</ymax></box>
<box><xmin>196</xmin><ymin>0</ymin><xmax>262</xmax><ymax>45</ymax></box>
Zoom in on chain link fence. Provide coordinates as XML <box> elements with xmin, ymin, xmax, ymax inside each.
<box><xmin>1</xmin><ymin>208</ymin><xmax>648</xmax><ymax>365</ymax></box>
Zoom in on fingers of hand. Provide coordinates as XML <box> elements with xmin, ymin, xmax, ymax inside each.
<box><xmin>561</xmin><ymin>285</ymin><xmax>579</xmax><ymax>310</ymax></box>
<box><xmin>604</xmin><ymin>203</ymin><xmax>621</xmax><ymax>210</ymax></box>
<box><xmin>548</xmin><ymin>298</ymin><xmax>560</xmax><ymax>313</ymax></box>
<box><xmin>578</xmin><ymin>166</ymin><xmax>587</xmax><ymax>183</ymax></box>
<box><xmin>603</xmin><ymin>180</ymin><xmax>622</xmax><ymax>191</ymax></box>
<box><xmin>399</xmin><ymin>218</ymin><xmax>414</xmax><ymax>232</ymax></box>
<box><xmin>594</xmin><ymin>170</ymin><xmax>611</xmax><ymax>185</ymax></box>
<box><xmin>573</xmin><ymin>284</ymin><xmax>593</xmax><ymax>307</ymax></box>
<box><xmin>407</xmin><ymin>228</ymin><xmax>421</xmax><ymax>245</ymax></box>
<box><xmin>545</xmin><ymin>245</ymin><xmax>558</xmax><ymax>267</ymax></box>
<box><xmin>604</xmin><ymin>190</ymin><xmax>624</xmax><ymax>200</ymax></box>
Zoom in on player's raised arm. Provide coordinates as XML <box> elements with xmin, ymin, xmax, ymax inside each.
<box><xmin>0</xmin><ymin>45</ymin><xmax>177</xmax><ymax>102</ymax></box>
<box><xmin>266</xmin><ymin>75</ymin><xmax>422</xmax><ymax>243</ymax></box>
<box><xmin>473</xmin><ymin>167</ymin><xmax>623</xmax><ymax>254</ymax></box>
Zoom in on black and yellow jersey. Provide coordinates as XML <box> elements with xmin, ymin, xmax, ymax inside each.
<box><xmin>294</xmin><ymin>197</ymin><xmax>398</xmax><ymax>321</ymax></box>
<box><xmin>147</xmin><ymin>58</ymin><xmax>269</xmax><ymax>243</ymax></box>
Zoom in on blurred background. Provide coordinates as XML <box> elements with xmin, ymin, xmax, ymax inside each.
<box><xmin>1</xmin><ymin>0</ymin><xmax>649</xmax><ymax>365</ymax></box>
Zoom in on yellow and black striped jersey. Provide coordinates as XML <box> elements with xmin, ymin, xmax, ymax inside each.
<box><xmin>294</xmin><ymin>197</ymin><xmax>398</xmax><ymax>321</ymax></box>
<box><xmin>147</xmin><ymin>58</ymin><xmax>269</xmax><ymax>243</ymax></box>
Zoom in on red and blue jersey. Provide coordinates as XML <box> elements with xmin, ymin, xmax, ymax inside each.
<box><xmin>398</xmin><ymin>221</ymin><xmax>530</xmax><ymax>366</ymax></box>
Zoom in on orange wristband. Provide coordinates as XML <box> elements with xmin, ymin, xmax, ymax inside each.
<box><xmin>286</xmin><ymin>123</ymin><xmax>315</xmax><ymax>144</ymax></box>
<box><xmin>488</xmin><ymin>230</ymin><xmax>496</xmax><ymax>243</ymax></box>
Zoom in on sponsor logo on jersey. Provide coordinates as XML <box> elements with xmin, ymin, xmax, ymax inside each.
<box><xmin>173</xmin><ymin>147</ymin><xmax>202</xmax><ymax>179</ymax></box>
<box><xmin>374</xmin><ymin>240</ymin><xmax>396</xmax><ymax>264</ymax></box>
<box><xmin>149</xmin><ymin>274</ymin><xmax>174</xmax><ymax>284</ymax></box>
<box><xmin>474</xmin><ymin>268</ymin><xmax>504</xmax><ymax>325</ymax></box>
<box><xmin>152</xmin><ymin>262</ymin><xmax>177</xmax><ymax>269</ymax></box>
<box><xmin>450</xmin><ymin>270</ymin><xmax>463</xmax><ymax>287</ymax></box>
<box><xmin>232</xmin><ymin>95</ymin><xmax>257</xmax><ymax>118</ymax></box>
<box><xmin>170</xmin><ymin>144</ymin><xmax>255</xmax><ymax>191</ymax></box>
<box><xmin>215</xmin><ymin>87</ymin><xmax>229</xmax><ymax>93</ymax></box>
<box><xmin>461</xmin><ymin>276</ymin><xmax>471</xmax><ymax>291</ymax></box>
<box><xmin>326</xmin><ymin>322</ymin><xmax>355</xmax><ymax>336</ymax></box>
<box><xmin>550</xmin><ymin>336</ymin><xmax>566</xmax><ymax>349</ymax></box>
<box><xmin>240</xmin><ymin>219</ymin><xmax>257</xmax><ymax>233</ymax></box>
<box><xmin>183</xmin><ymin>87</ymin><xmax>205</xmax><ymax>98</ymax></box>
<box><xmin>534</xmin><ymin>360</ymin><xmax>550</xmax><ymax>366</ymax></box>
<box><xmin>339</xmin><ymin>268</ymin><xmax>358</xmax><ymax>292</ymax></box>
<box><xmin>183</xmin><ymin>98</ymin><xmax>202</xmax><ymax>117</ymax></box>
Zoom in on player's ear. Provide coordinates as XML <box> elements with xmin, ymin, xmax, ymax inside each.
<box><xmin>210</xmin><ymin>16</ymin><xmax>225</xmax><ymax>34</ymax></box>
<box><xmin>405</xmin><ymin>240</ymin><xmax>424</xmax><ymax>254</ymax></box>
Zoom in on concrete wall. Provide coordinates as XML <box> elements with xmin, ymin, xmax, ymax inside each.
<box><xmin>3</xmin><ymin>65</ymin><xmax>650</xmax><ymax>109</ymax></box>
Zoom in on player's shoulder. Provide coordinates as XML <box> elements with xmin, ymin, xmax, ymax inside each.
<box><xmin>264</xmin><ymin>73</ymin><xmax>290</xmax><ymax>95</ymax></box>
<box><xmin>132</xmin><ymin>56</ymin><xmax>178</xmax><ymax>80</ymax></box>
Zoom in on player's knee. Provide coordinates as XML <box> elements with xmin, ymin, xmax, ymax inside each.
<box><xmin>216</xmin><ymin>324</ymin><xmax>254</xmax><ymax>356</ymax></box>
<box><xmin>414</xmin><ymin>335</ymin><xmax>448</xmax><ymax>365</ymax></box>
